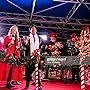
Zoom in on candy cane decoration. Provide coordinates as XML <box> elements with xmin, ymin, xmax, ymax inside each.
<box><xmin>33</xmin><ymin>49</ymin><xmax>41</xmax><ymax>90</ymax></box>
<box><xmin>35</xmin><ymin>62</ymin><xmax>39</xmax><ymax>90</ymax></box>
<box><xmin>80</xmin><ymin>65</ymin><xmax>85</xmax><ymax>90</ymax></box>
<box><xmin>70</xmin><ymin>26</ymin><xmax>90</xmax><ymax>90</ymax></box>
<box><xmin>80</xmin><ymin>57</ymin><xmax>85</xmax><ymax>90</ymax></box>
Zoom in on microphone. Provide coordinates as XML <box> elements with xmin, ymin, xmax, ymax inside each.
<box><xmin>12</xmin><ymin>35</ymin><xmax>15</xmax><ymax>37</ymax></box>
<box><xmin>12</xmin><ymin>34</ymin><xmax>16</xmax><ymax>41</ymax></box>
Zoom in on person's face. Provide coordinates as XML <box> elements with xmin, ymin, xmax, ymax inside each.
<box><xmin>31</xmin><ymin>26</ymin><xmax>37</xmax><ymax>35</ymax></box>
<box><xmin>11</xmin><ymin>26</ymin><xmax>17</xmax><ymax>35</ymax></box>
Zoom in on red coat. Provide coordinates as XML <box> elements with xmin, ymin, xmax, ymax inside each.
<box><xmin>0</xmin><ymin>42</ymin><xmax>4</xmax><ymax>51</ymax></box>
<box><xmin>4</xmin><ymin>35</ymin><xmax>20</xmax><ymax>58</ymax></box>
<box><xmin>2</xmin><ymin>35</ymin><xmax>23</xmax><ymax>81</ymax></box>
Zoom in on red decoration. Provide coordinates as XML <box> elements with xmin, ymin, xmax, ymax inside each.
<box><xmin>32</xmin><ymin>49</ymin><xmax>41</xmax><ymax>63</ymax></box>
<box><xmin>50</xmin><ymin>32</ymin><xmax>56</xmax><ymax>38</ymax></box>
<box><xmin>71</xmin><ymin>26</ymin><xmax>90</xmax><ymax>90</ymax></box>
<box><xmin>70</xmin><ymin>33</ymin><xmax>79</xmax><ymax>42</ymax></box>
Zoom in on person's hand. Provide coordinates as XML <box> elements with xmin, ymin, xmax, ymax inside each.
<box><xmin>8</xmin><ymin>40</ymin><xmax>14</xmax><ymax>46</ymax></box>
<box><xmin>11</xmin><ymin>40</ymin><xmax>14</xmax><ymax>44</ymax></box>
<box><xmin>16</xmin><ymin>46</ymin><xmax>20</xmax><ymax>49</ymax></box>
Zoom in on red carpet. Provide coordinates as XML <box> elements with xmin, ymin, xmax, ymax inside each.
<box><xmin>0</xmin><ymin>80</ymin><xmax>90</xmax><ymax>90</ymax></box>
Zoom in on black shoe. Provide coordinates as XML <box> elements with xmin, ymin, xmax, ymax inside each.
<box><xmin>6</xmin><ymin>83</ymin><xmax>14</xmax><ymax>88</ymax></box>
<box><xmin>24</xmin><ymin>86</ymin><xmax>29</xmax><ymax>89</ymax></box>
<box><xmin>38</xmin><ymin>87</ymin><xmax>42</xmax><ymax>90</ymax></box>
<box><xmin>31</xmin><ymin>82</ymin><xmax>35</xmax><ymax>85</ymax></box>
<box><xmin>63</xmin><ymin>78</ymin><xmax>67</xmax><ymax>85</ymax></box>
<box><xmin>11</xmin><ymin>80</ymin><xmax>21</xmax><ymax>85</ymax></box>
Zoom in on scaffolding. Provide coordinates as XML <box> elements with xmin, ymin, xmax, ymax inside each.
<box><xmin>0</xmin><ymin>0</ymin><xmax>90</xmax><ymax>39</ymax></box>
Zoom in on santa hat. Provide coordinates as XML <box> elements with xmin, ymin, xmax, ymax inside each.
<box><xmin>50</xmin><ymin>32</ymin><xmax>56</xmax><ymax>38</ymax></box>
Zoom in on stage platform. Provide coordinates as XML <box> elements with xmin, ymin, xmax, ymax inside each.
<box><xmin>0</xmin><ymin>80</ymin><xmax>90</xmax><ymax>90</ymax></box>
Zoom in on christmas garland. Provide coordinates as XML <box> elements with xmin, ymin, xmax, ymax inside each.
<box><xmin>0</xmin><ymin>50</ymin><xmax>6</xmax><ymax>61</ymax></box>
<box><xmin>0</xmin><ymin>49</ymin><xmax>42</xmax><ymax>66</ymax></box>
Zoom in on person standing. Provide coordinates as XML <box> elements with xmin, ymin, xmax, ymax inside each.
<box><xmin>24</xmin><ymin>25</ymin><xmax>40</xmax><ymax>89</ymax></box>
<box><xmin>4</xmin><ymin>25</ymin><xmax>22</xmax><ymax>88</ymax></box>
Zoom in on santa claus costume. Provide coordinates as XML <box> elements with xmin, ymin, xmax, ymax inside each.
<box><xmin>3</xmin><ymin>25</ymin><xmax>22</xmax><ymax>88</ymax></box>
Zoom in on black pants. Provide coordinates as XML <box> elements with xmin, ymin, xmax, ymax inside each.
<box><xmin>25</xmin><ymin>62</ymin><xmax>35</xmax><ymax>87</ymax></box>
<box><xmin>6</xmin><ymin>65</ymin><xmax>13</xmax><ymax>87</ymax></box>
<box><xmin>72</xmin><ymin>65</ymin><xmax>80</xmax><ymax>82</ymax></box>
<box><xmin>45</xmin><ymin>65</ymin><xmax>49</xmax><ymax>79</ymax></box>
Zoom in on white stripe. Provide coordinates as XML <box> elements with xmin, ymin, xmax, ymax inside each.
<box><xmin>36</xmin><ymin>76</ymin><xmax>38</xmax><ymax>79</ymax></box>
<box><xmin>35</xmin><ymin>68</ymin><xmax>38</xmax><ymax>71</ymax></box>
<box><xmin>80</xmin><ymin>65</ymin><xmax>84</xmax><ymax>68</ymax></box>
<box><xmin>81</xmin><ymin>72</ymin><xmax>84</xmax><ymax>76</ymax></box>
<box><xmin>81</xmin><ymin>80</ymin><xmax>85</xmax><ymax>85</ymax></box>
<box><xmin>81</xmin><ymin>84</ymin><xmax>85</xmax><ymax>89</ymax></box>
<box><xmin>35</xmin><ymin>72</ymin><xmax>38</xmax><ymax>75</ymax></box>
<box><xmin>36</xmin><ymin>77</ymin><xmax>38</xmax><ymax>79</ymax></box>
<box><xmin>81</xmin><ymin>67</ymin><xmax>84</xmax><ymax>72</ymax></box>
<box><xmin>81</xmin><ymin>76</ymin><xmax>85</xmax><ymax>81</ymax></box>
<box><xmin>35</xmin><ymin>66</ymin><xmax>38</xmax><ymax>68</ymax></box>
<box><xmin>36</xmin><ymin>88</ymin><xmax>38</xmax><ymax>90</ymax></box>
<box><xmin>36</xmin><ymin>80</ymin><xmax>38</xmax><ymax>83</ymax></box>
<box><xmin>35</xmin><ymin>64</ymin><xmax>38</xmax><ymax>67</ymax></box>
<box><xmin>36</xmin><ymin>83</ymin><xmax>39</xmax><ymax>87</ymax></box>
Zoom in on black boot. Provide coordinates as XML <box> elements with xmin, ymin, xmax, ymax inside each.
<box><xmin>38</xmin><ymin>87</ymin><xmax>42</xmax><ymax>90</ymax></box>
<box><xmin>64</xmin><ymin>78</ymin><xmax>67</xmax><ymax>85</ymax></box>
<box><xmin>24</xmin><ymin>81</ymin><xmax>29</xmax><ymax>89</ymax></box>
<box><xmin>6</xmin><ymin>83</ymin><xmax>14</xmax><ymax>88</ymax></box>
<box><xmin>6</xmin><ymin>65</ymin><xmax>14</xmax><ymax>88</ymax></box>
<box><xmin>31</xmin><ymin>82</ymin><xmax>35</xmax><ymax>85</ymax></box>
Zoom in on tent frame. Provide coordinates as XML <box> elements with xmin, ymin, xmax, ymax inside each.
<box><xmin>0</xmin><ymin>0</ymin><xmax>90</xmax><ymax>39</ymax></box>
